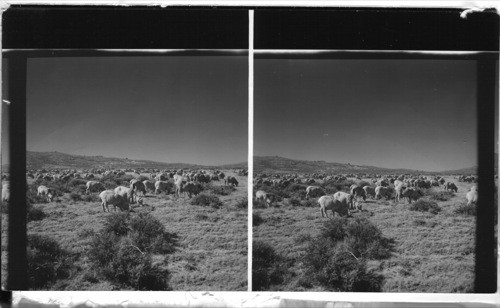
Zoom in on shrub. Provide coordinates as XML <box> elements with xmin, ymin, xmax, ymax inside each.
<box><xmin>409</xmin><ymin>199</ymin><xmax>442</xmax><ymax>214</ymax></box>
<box><xmin>67</xmin><ymin>178</ymin><xmax>87</xmax><ymax>188</ymax></box>
<box><xmin>129</xmin><ymin>212</ymin><xmax>178</xmax><ymax>254</ymax></box>
<box><xmin>427</xmin><ymin>190</ymin><xmax>454</xmax><ymax>202</ymax></box>
<box><xmin>454</xmin><ymin>203</ymin><xmax>476</xmax><ymax>216</ymax></box>
<box><xmin>412</xmin><ymin>218</ymin><xmax>426</xmax><ymax>226</ymax></box>
<box><xmin>344</xmin><ymin>218</ymin><xmax>393</xmax><ymax>260</ymax></box>
<box><xmin>253</xmin><ymin>212</ymin><xmax>264</xmax><ymax>226</ymax></box>
<box><xmin>207</xmin><ymin>184</ymin><xmax>236</xmax><ymax>196</ymax></box>
<box><xmin>69</xmin><ymin>193</ymin><xmax>82</xmax><ymax>202</ymax></box>
<box><xmin>321</xmin><ymin>179</ymin><xmax>355</xmax><ymax>194</ymax></box>
<box><xmin>285</xmin><ymin>184</ymin><xmax>308</xmax><ymax>193</ymax></box>
<box><xmin>305</xmin><ymin>241</ymin><xmax>383</xmax><ymax>292</ymax></box>
<box><xmin>301</xmin><ymin>199</ymin><xmax>317</xmax><ymax>208</ymax></box>
<box><xmin>88</xmin><ymin>232</ymin><xmax>120</xmax><ymax>268</ymax></box>
<box><xmin>27</xmin><ymin>205</ymin><xmax>46</xmax><ymax>221</ymax></box>
<box><xmin>252</xmin><ymin>240</ymin><xmax>287</xmax><ymax>291</ymax></box>
<box><xmin>235</xmin><ymin>197</ymin><xmax>248</xmax><ymax>209</ymax></box>
<box><xmin>103</xmin><ymin>212</ymin><xmax>130</xmax><ymax>236</ymax></box>
<box><xmin>195</xmin><ymin>213</ymin><xmax>209</xmax><ymax>221</ymax></box>
<box><xmin>77</xmin><ymin>227</ymin><xmax>96</xmax><ymax>238</ymax></box>
<box><xmin>88</xmin><ymin>212</ymin><xmax>177</xmax><ymax>290</ymax></box>
<box><xmin>284</xmin><ymin>184</ymin><xmax>308</xmax><ymax>199</ymax></box>
<box><xmin>101</xmin><ymin>174</ymin><xmax>134</xmax><ymax>187</ymax></box>
<box><xmin>108</xmin><ymin>238</ymin><xmax>170</xmax><ymax>290</ymax></box>
<box><xmin>82</xmin><ymin>194</ymin><xmax>100</xmax><ymax>203</ymax></box>
<box><xmin>302</xmin><ymin>216</ymin><xmax>393</xmax><ymax>291</ymax></box>
<box><xmin>27</xmin><ymin>234</ymin><xmax>73</xmax><ymax>289</ymax></box>
<box><xmin>320</xmin><ymin>217</ymin><xmax>348</xmax><ymax>242</ymax></box>
<box><xmin>288</xmin><ymin>197</ymin><xmax>302</xmax><ymax>207</ymax></box>
<box><xmin>190</xmin><ymin>193</ymin><xmax>223</xmax><ymax>209</ymax></box>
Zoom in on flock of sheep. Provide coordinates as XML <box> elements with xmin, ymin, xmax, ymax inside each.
<box><xmin>254</xmin><ymin>172</ymin><xmax>479</xmax><ymax>217</ymax></box>
<box><xmin>1</xmin><ymin>167</ymin><xmax>247</xmax><ymax>212</ymax></box>
<box><xmin>0</xmin><ymin>167</ymin><xmax>481</xmax><ymax>217</ymax></box>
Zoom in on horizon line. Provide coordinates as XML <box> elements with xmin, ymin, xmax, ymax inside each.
<box><xmin>23</xmin><ymin>150</ymin><xmax>247</xmax><ymax>168</ymax></box>
<box><xmin>253</xmin><ymin>154</ymin><xmax>480</xmax><ymax>173</ymax></box>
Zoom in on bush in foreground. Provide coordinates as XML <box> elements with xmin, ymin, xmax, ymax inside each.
<box><xmin>302</xmin><ymin>217</ymin><xmax>392</xmax><ymax>291</ymax></box>
<box><xmin>409</xmin><ymin>199</ymin><xmax>442</xmax><ymax>214</ymax></box>
<box><xmin>88</xmin><ymin>212</ymin><xmax>178</xmax><ymax>290</ymax></box>
<box><xmin>27</xmin><ymin>234</ymin><xmax>73</xmax><ymax>289</ymax></box>
<box><xmin>253</xmin><ymin>212</ymin><xmax>264</xmax><ymax>226</ymax></box>
<box><xmin>287</xmin><ymin>197</ymin><xmax>302</xmax><ymax>207</ymax></box>
<box><xmin>319</xmin><ymin>217</ymin><xmax>393</xmax><ymax>260</ymax></box>
<box><xmin>27</xmin><ymin>205</ymin><xmax>46</xmax><ymax>221</ymax></box>
<box><xmin>426</xmin><ymin>190</ymin><xmax>454</xmax><ymax>202</ymax></box>
<box><xmin>206</xmin><ymin>184</ymin><xmax>236</xmax><ymax>196</ymax></box>
<box><xmin>190</xmin><ymin>193</ymin><xmax>223</xmax><ymax>209</ymax></box>
<box><xmin>252</xmin><ymin>240</ymin><xmax>288</xmax><ymax>291</ymax></box>
<box><xmin>235</xmin><ymin>197</ymin><xmax>248</xmax><ymax>209</ymax></box>
<box><xmin>454</xmin><ymin>203</ymin><xmax>476</xmax><ymax>216</ymax></box>
<box><xmin>305</xmin><ymin>240</ymin><xmax>383</xmax><ymax>291</ymax></box>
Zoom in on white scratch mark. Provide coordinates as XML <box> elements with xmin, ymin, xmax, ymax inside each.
<box><xmin>460</xmin><ymin>7</ymin><xmax>487</xmax><ymax>19</ymax></box>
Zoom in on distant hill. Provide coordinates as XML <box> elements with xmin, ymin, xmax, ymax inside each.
<box><xmin>440</xmin><ymin>154</ymin><xmax>498</xmax><ymax>175</ymax></box>
<box><xmin>440</xmin><ymin>166</ymin><xmax>478</xmax><ymax>175</ymax></box>
<box><xmin>218</xmin><ymin>161</ymin><xmax>248</xmax><ymax>169</ymax></box>
<box><xmin>253</xmin><ymin>156</ymin><xmax>426</xmax><ymax>175</ymax></box>
<box><xmin>1</xmin><ymin>151</ymin><xmax>244</xmax><ymax>171</ymax></box>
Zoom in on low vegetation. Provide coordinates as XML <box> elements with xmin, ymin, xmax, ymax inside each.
<box><xmin>235</xmin><ymin>197</ymin><xmax>248</xmax><ymax>209</ymax></box>
<box><xmin>27</xmin><ymin>205</ymin><xmax>46</xmax><ymax>221</ymax></box>
<box><xmin>426</xmin><ymin>190</ymin><xmax>454</xmax><ymax>202</ymax></box>
<box><xmin>88</xmin><ymin>212</ymin><xmax>176</xmax><ymax>290</ymax></box>
<box><xmin>301</xmin><ymin>217</ymin><xmax>391</xmax><ymax>291</ymax></box>
<box><xmin>409</xmin><ymin>199</ymin><xmax>442</xmax><ymax>214</ymax></box>
<box><xmin>190</xmin><ymin>193</ymin><xmax>223</xmax><ymax>209</ymax></box>
<box><xmin>205</xmin><ymin>184</ymin><xmax>236</xmax><ymax>196</ymax></box>
<box><xmin>27</xmin><ymin>234</ymin><xmax>73</xmax><ymax>289</ymax></box>
<box><xmin>252</xmin><ymin>240</ymin><xmax>289</xmax><ymax>291</ymax></box>
<box><xmin>253</xmin><ymin>212</ymin><xmax>264</xmax><ymax>226</ymax></box>
<box><xmin>454</xmin><ymin>203</ymin><xmax>476</xmax><ymax>216</ymax></box>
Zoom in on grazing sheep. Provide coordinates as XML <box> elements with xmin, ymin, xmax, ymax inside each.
<box><xmin>305</xmin><ymin>186</ymin><xmax>325</xmax><ymax>200</ymax></box>
<box><xmin>99</xmin><ymin>190</ymin><xmax>130</xmax><ymax>212</ymax></box>
<box><xmin>225</xmin><ymin>176</ymin><xmax>238</xmax><ymax>187</ymax></box>
<box><xmin>318</xmin><ymin>192</ymin><xmax>353</xmax><ymax>218</ymax></box>
<box><xmin>256</xmin><ymin>190</ymin><xmax>276</xmax><ymax>207</ymax></box>
<box><xmin>37</xmin><ymin>185</ymin><xmax>55</xmax><ymax>202</ymax></box>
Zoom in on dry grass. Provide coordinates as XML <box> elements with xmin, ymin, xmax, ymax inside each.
<box><xmin>4</xmin><ymin>170</ymin><xmax>247</xmax><ymax>291</ymax></box>
<box><xmin>253</xmin><ymin>176</ymin><xmax>481</xmax><ymax>292</ymax></box>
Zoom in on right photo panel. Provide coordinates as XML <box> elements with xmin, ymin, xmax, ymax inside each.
<box><xmin>252</xmin><ymin>9</ymin><xmax>498</xmax><ymax>293</ymax></box>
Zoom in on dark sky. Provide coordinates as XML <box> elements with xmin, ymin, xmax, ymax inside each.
<box><xmin>23</xmin><ymin>55</ymin><xmax>247</xmax><ymax>166</ymax></box>
<box><xmin>255</xmin><ymin>58</ymin><xmax>488</xmax><ymax>172</ymax></box>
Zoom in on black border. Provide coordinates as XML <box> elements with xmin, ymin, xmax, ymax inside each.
<box><xmin>1</xmin><ymin>5</ymin><xmax>498</xmax><ymax>298</ymax></box>
<box><xmin>254</xmin><ymin>8</ymin><xmax>499</xmax><ymax>51</ymax></box>
<box><xmin>3</xmin><ymin>6</ymin><xmax>249</xmax><ymax>49</ymax></box>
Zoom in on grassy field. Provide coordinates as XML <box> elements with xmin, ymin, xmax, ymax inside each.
<box><xmin>253</xmin><ymin>177</ymin><xmax>485</xmax><ymax>292</ymax></box>
<box><xmin>2</xmin><ymin>170</ymin><xmax>247</xmax><ymax>291</ymax></box>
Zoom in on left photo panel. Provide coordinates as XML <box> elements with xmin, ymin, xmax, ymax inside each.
<box><xmin>1</xmin><ymin>8</ymin><xmax>249</xmax><ymax>291</ymax></box>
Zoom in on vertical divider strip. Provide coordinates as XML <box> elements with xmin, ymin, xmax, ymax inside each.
<box><xmin>248</xmin><ymin>9</ymin><xmax>254</xmax><ymax>292</ymax></box>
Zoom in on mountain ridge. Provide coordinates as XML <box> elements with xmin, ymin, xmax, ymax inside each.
<box><xmin>253</xmin><ymin>155</ymin><xmax>479</xmax><ymax>175</ymax></box>
<box><xmin>2</xmin><ymin>151</ymin><xmax>247</xmax><ymax>171</ymax></box>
